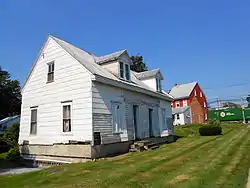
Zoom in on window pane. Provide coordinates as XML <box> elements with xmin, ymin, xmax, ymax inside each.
<box><xmin>120</xmin><ymin>62</ymin><xmax>124</xmax><ymax>78</ymax></box>
<box><xmin>52</xmin><ymin>63</ymin><xmax>54</xmax><ymax>72</ymax></box>
<box><xmin>63</xmin><ymin>119</ymin><xmax>71</xmax><ymax>132</ymax></box>
<box><xmin>156</xmin><ymin>79</ymin><xmax>159</xmax><ymax>91</ymax></box>
<box><xmin>31</xmin><ymin>109</ymin><xmax>37</xmax><ymax>122</ymax></box>
<box><xmin>125</xmin><ymin>64</ymin><xmax>130</xmax><ymax>80</ymax></box>
<box><xmin>63</xmin><ymin>105</ymin><xmax>71</xmax><ymax>119</ymax></box>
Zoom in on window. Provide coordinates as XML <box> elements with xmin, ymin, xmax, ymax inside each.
<box><xmin>30</xmin><ymin>108</ymin><xmax>37</xmax><ymax>135</ymax></box>
<box><xmin>176</xmin><ymin>101</ymin><xmax>180</xmax><ymax>107</ymax></box>
<box><xmin>200</xmin><ymin>92</ymin><xmax>203</xmax><ymax>98</ymax></box>
<box><xmin>47</xmin><ymin>62</ymin><xmax>54</xmax><ymax>82</ymax></box>
<box><xmin>125</xmin><ymin>64</ymin><xmax>130</xmax><ymax>80</ymax></box>
<box><xmin>111</xmin><ymin>102</ymin><xmax>123</xmax><ymax>134</ymax></box>
<box><xmin>176</xmin><ymin>114</ymin><xmax>180</xmax><ymax>120</ymax></box>
<box><xmin>156</xmin><ymin>78</ymin><xmax>162</xmax><ymax>92</ymax></box>
<box><xmin>183</xmin><ymin>100</ymin><xmax>187</xmax><ymax>107</ymax></box>
<box><xmin>119</xmin><ymin>62</ymin><xmax>124</xmax><ymax>79</ymax></box>
<box><xmin>194</xmin><ymin>90</ymin><xmax>197</xmax><ymax>96</ymax></box>
<box><xmin>63</xmin><ymin>105</ymin><xmax>71</xmax><ymax>132</ymax></box>
<box><xmin>204</xmin><ymin>102</ymin><xmax>206</xmax><ymax>108</ymax></box>
<box><xmin>161</xmin><ymin>108</ymin><xmax>166</xmax><ymax>130</ymax></box>
<box><xmin>205</xmin><ymin>113</ymin><xmax>208</xmax><ymax>120</ymax></box>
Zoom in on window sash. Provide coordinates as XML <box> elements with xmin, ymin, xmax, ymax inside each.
<box><xmin>48</xmin><ymin>63</ymin><xmax>54</xmax><ymax>73</ymax></box>
<box><xmin>63</xmin><ymin>105</ymin><xmax>71</xmax><ymax>132</ymax></box>
<box><xmin>30</xmin><ymin>109</ymin><xmax>37</xmax><ymax>135</ymax></box>
<box><xmin>112</xmin><ymin>102</ymin><xmax>122</xmax><ymax>133</ymax></box>
<box><xmin>119</xmin><ymin>62</ymin><xmax>124</xmax><ymax>78</ymax></box>
<box><xmin>47</xmin><ymin>72</ymin><xmax>54</xmax><ymax>82</ymax></box>
<box><xmin>125</xmin><ymin>64</ymin><xmax>130</xmax><ymax>80</ymax></box>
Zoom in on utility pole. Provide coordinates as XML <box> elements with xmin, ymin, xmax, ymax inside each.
<box><xmin>241</xmin><ymin>97</ymin><xmax>246</xmax><ymax>124</ymax></box>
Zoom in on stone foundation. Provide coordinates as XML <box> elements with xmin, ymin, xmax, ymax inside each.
<box><xmin>20</xmin><ymin>136</ymin><xmax>174</xmax><ymax>165</ymax></box>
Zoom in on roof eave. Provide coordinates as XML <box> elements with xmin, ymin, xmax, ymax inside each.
<box><xmin>92</xmin><ymin>74</ymin><xmax>173</xmax><ymax>102</ymax></box>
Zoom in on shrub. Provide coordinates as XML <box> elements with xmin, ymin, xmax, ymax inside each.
<box><xmin>5</xmin><ymin>146</ymin><xmax>20</xmax><ymax>160</ymax></box>
<box><xmin>0</xmin><ymin>137</ymin><xmax>10</xmax><ymax>153</ymax></box>
<box><xmin>199</xmin><ymin>125</ymin><xmax>222</xmax><ymax>136</ymax></box>
<box><xmin>3</xmin><ymin>123</ymin><xmax>20</xmax><ymax>147</ymax></box>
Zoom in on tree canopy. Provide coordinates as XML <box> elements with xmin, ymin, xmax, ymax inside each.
<box><xmin>130</xmin><ymin>55</ymin><xmax>148</xmax><ymax>72</ymax></box>
<box><xmin>0</xmin><ymin>67</ymin><xmax>21</xmax><ymax>119</ymax></box>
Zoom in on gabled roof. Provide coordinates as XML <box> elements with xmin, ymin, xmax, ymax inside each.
<box><xmin>94</xmin><ymin>50</ymin><xmax>127</xmax><ymax>64</ymax></box>
<box><xmin>172</xmin><ymin>107</ymin><xmax>190</xmax><ymax>114</ymax></box>
<box><xmin>23</xmin><ymin>35</ymin><xmax>173</xmax><ymax>102</ymax></box>
<box><xmin>134</xmin><ymin>69</ymin><xmax>163</xmax><ymax>80</ymax></box>
<box><xmin>170</xmin><ymin>82</ymin><xmax>197</xmax><ymax>99</ymax></box>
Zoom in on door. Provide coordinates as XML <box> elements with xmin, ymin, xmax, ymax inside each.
<box><xmin>133</xmin><ymin>105</ymin><xmax>139</xmax><ymax>139</ymax></box>
<box><xmin>149</xmin><ymin>108</ymin><xmax>153</xmax><ymax>137</ymax></box>
<box><xmin>111</xmin><ymin>102</ymin><xmax>122</xmax><ymax>133</ymax></box>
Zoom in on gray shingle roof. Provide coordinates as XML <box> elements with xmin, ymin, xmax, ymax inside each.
<box><xmin>49</xmin><ymin>36</ymin><xmax>172</xmax><ymax>101</ymax></box>
<box><xmin>170</xmin><ymin>82</ymin><xmax>197</xmax><ymax>99</ymax></box>
<box><xmin>172</xmin><ymin>107</ymin><xmax>190</xmax><ymax>114</ymax></box>
<box><xmin>95</xmin><ymin>50</ymin><xmax>127</xmax><ymax>64</ymax></box>
<box><xmin>134</xmin><ymin>69</ymin><xmax>162</xmax><ymax>80</ymax></box>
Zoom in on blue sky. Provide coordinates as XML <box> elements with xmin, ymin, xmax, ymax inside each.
<box><xmin>1</xmin><ymin>0</ymin><xmax>250</xmax><ymax>102</ymax></box>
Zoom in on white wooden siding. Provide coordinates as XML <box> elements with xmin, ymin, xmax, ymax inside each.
<box><xmin>159</xmin><ymin>100</ymin><xmax>174</xmax><ymax>135</ymax></box>
<box><xmin>19</xmin><ymin>38</ymin><xmax>93</xmax><ymax>145</ymax></box>
<box><xmin>92</xmin><ymin>82</ymin><xmax>165</xmax><ymax>144</ymax></box>
<box><xmin>101</xmin><ymin>61</ymin><xmax>119</xmax><ymax>77</ymax></box>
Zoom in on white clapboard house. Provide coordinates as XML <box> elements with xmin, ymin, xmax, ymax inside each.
<box><xmin>19</xmin><ymin>35</ymin><xmax>174</xmax><ymax>163</ymax></box>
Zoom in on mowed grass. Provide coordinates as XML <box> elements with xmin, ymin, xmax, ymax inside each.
<box><xmin>1</xmin><ymin>124</ymin><xmax>250</xmax><ymax>188</ymax></box>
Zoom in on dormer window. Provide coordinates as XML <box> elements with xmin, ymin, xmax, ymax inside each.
<box><xmin>125</xmin><ymin>64</ymin><xmax>130</xmax><ymax>80</ymax></box>
<box><xmin>119</xmin><ymin>62</ymin><xmax>130</xmax><ymax>81</ymax></box>
<box><xmin>156</xmin><ymin>78</ymin><xmax>162</xmax><ymax>92</ymax></box>
<box><xmin>119</xmin><ymin>62</ymin><xmax>124</xmax><ymax>79</ymax></box>
<box><xmin>47</xmin><ymin>61</ymin><xmax>54</xmax><ymax>83</ymax></box>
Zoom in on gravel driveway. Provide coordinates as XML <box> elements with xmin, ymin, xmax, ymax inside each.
<box><xmin>0</xmin><ymin>167</ymin><xmax>41</xmax><ymax>175</ymax></box>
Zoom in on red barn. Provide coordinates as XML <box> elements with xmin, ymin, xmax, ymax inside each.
<box><xmin>170</xmin><ymin>82</ymin><xmax>208</xmax><ymax>124</ymax></box>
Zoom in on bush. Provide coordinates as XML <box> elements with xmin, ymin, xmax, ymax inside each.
<box><xmin>3</xmin><ymin>123</ymin><xmax>20</xmax><ymax>147</ymax></box>
<box><xmin>199</xmin><ymin>125</ymin><xmax>222</xmax><ymax>136</ymax></box>
<box><xmin>5</xmin><ymin>146</ymin><xmax>20</xmax><ymax>160</ymax></box>
<box><xmin>0</xmin><ymin>137</ymin><xmax>10</xmax><ymax>153</ymax></box>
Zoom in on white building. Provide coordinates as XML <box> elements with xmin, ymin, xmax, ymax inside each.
<box><xmin>19</xmin><ymin>35</ymin><xmax>174</xmax><ymax>163</ymax></box>
<box><xmin>172</xmin><ymin>107</ymin><xmax>192</xmax><ymax>125</ymax></box>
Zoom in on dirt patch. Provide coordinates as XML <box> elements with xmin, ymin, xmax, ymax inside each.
<box><xmin>82</xmin><ymin>170</ymin><xmax>91</xmax><ymax>174</ymax></box>
<box><xmin>137</xmin><ymin>172</ymin><xmax>154</xmax><ymax>180</ymax></box>
<box><xmin>169</xmin><ymin>174</ymin><xmax>192</xmax><ymax>184</ymax></box>
<box><xmin>152</xmin><ymin>156</ymin><xmax>167</xmax><ymax>160</ymax></box>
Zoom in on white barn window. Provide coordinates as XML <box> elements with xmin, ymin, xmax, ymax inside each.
<box><xmin>125</xmin><ymin>64</ymin><xmax>130</xmax><ymax>80</ymax></box>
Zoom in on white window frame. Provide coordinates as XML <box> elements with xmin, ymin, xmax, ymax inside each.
<box><xmin>200</xmin><ymin>92</ymin><xmax>203</xmax><ymax>98</ymax></box>
<box><xmin>62</xmin><ymin>101</ymin><xmax>73</xmax><ymax>133</ymax></box>
<box><xmin>176</xmin><ymin>114</ymin><xmax>180</xmax><ymax>120</ymax></box>
<box><xmin>111</xmin><ymin>101</ymin><xmax>123</xmax><ymax>134</ymax></box>
<box><xmin>119</xmin><ymin>61</ymin><xmax>130</xmax><ymax>81</ymax></box>
<box><xmin>47</xmin><ymin>61</ymin><xmax>55</xmax><ymax>83</ymax></box>
<box><xmin>30</xmin><ymin>107</ymin><xmax>38</xmax><ymax>136</ymax></box>
<box><xmin>176</xmin><ymin>101</ymin><xmax>180</xmax><ymax>107</ymax></box>
<box><xmin>183</xmin><ymin>100</ymin><xmax>188</xmax><ymax>107</ymax></box>
<box><xmin>119</xmin><ymin>62</ymin><xmax>124</xmax><ymax>79</ymax></box>
<box><xmin>204</xmin><ymin>102</ymin><xmax>206</xmax><ymax>108</ymax></box>
<box><xmin>156</xmin><ymin>78</ymin><xmax>162</xmax><ymax>92</ymax></box>
<box><xmin>205</xmin><ymin>113</ymin><xmax>208</xmax><ymax>120</ymax></box>
<box><xmin>194</xmin><ymin>90</ymin><xmax>197</xmax><ymax>96</ymax></box>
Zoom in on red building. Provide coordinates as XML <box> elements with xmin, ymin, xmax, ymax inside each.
<box><xmin>170</xmin><ymin>82</ymin><xmax>208</xmax><ymax>124</ymax></box>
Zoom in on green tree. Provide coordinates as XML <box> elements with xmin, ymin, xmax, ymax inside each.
<box><xmin>130</xmin><ymin>55</ymin><xmax>148</xmax><ymax>72</ymax></box>
<box><xmin>247</xmin><ymin>95</ymin><xmax>250</xmax><ymax>108</ymax></box>
<box><xmin>0</xmin><ymin>67</ymin><xmax>21</xmax><ymax>119</ymax></box>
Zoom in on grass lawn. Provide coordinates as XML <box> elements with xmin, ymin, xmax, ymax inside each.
<box><xmin>1</xmin><ymin>124</ymin><xmax>250</xmax><ymax>188</ymax></box>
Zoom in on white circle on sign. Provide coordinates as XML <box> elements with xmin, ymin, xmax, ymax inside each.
<box><xmin>220</xmin><ymin>112</ymin><xmax>226</xmax><ymax>117</ymax></box>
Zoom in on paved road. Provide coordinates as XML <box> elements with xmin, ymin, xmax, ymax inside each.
<box><xmin>0</xmin><ymin>167</ymin><xmax>41</xmax><ymax>175</ymax></box>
